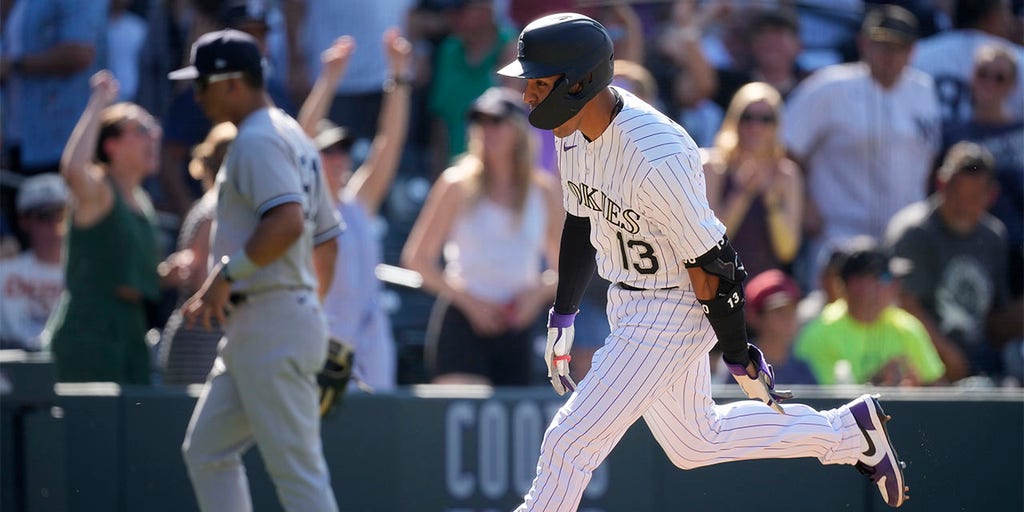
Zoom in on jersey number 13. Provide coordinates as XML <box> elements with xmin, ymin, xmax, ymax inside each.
<box><xmin>616</xmin><ymin>231</ymin><xmax>660</xmax><ymax>274</ymax></box>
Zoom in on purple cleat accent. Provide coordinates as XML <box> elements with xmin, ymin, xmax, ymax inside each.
<box><xmin>848</xmin><ymin>394</ymin><xmax>908</xmax><ymax>508</ymax></box>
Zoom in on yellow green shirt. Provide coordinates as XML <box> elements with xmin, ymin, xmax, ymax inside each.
<box><xmin>795</xmin><ymin>300</ymin><xmax>945</xmax><ymax>384</ymax></box>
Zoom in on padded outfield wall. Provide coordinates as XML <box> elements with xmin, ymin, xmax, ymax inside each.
<box><xmin>1</xmin><ymin>352</ymin><xmax>1022</xmax><ymax>512</ymax></box>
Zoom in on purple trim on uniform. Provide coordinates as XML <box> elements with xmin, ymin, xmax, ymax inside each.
<box><xmin>726</xmin><ymin>361</ymin><xmax>750</xmax><ymax>377</ymax></box>
<box><xmin>548</xmin><ymin>310</ymin><xmax>577</xmax><ymax>328</ymax></box>
<box><xmin>255</xmin><ymin>193</ymin><xmax>304</xmax><ymax>217</ymax></box>
<box><xmin>313</xmin><ymin>223</ymin><xmax>343</xmax><ymax>245</ymax></box>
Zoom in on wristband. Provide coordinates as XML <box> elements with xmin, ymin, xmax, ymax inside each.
<box><xmin>222</xmin><ymin>250</ymin><xmax>260</xmax><ymax>282</ymax></box>
<box><xmin>382</xmin><ymin>75</ymin><xmax>412</xmax><ymax>93</ymax></box>
<box><xmin>548</xmin><ymin>308</ymin><xmax>578</xmax><ymax>328</ymax></box>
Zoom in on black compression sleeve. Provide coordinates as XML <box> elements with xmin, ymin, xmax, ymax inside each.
<box><xmin>553</xmin><ymin>213</ymin><xmax>597</xmax><ymax>315</ymax></box>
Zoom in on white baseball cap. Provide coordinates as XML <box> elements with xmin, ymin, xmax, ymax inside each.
<box><xmin>17</xmin><ymin>174</ymin><xmax>69</xmax><ymax>213</ymax></box>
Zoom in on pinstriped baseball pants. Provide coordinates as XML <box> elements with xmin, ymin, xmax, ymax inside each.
<box><xmin>516</xmin><ymin>285</ymin><xmax>866</xmax><ymax>511</ymax></box>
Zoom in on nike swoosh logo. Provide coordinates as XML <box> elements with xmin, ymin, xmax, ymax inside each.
<box><xmin>563</xmin><ymin>144</ymin><xmax>577</xmax><ymax>152</ymax></box>
<box><xmin>858</xmin><ymin>423</ymin><xmax>877</xmax><ymax>457</ymax></box>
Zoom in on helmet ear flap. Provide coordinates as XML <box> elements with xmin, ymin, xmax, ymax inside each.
<box><xmin>528</xmin><ymin>75</ymin><xmax>574</xmax><ymax>130</ymax></box>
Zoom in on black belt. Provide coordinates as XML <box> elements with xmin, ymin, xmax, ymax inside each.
<box><xmin>617</xmin><ymin>282</ymin><xmax>679</xmax><ymax>291</ymax></box>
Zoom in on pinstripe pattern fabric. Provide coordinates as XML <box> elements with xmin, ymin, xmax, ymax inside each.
<box><xmin>518</xmin><ymin>285</ymin><xmax>865</xmax><ymax>511</ymax></box>
<box><xmin>517</xmin><ymin>88</ymin><xmax>865</xmax><ymax>511</ymax></box>
<box><xmin>557</xmin><ymin>88</ymin><xmax>725</xmax><ymax>290</ymax></box>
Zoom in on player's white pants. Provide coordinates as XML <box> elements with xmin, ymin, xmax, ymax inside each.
<box><xmin>517</xmin><ymin>285</ymin><xmax>866</xmax><ymax>512</ymax></box>
<box><xmin>182</xmin><ymin>289</ymin><xmax>339</xmax><ymax>512</ymax></box>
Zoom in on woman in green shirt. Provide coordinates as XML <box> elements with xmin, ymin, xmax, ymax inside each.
<box><xmin>45</xmin><ymin>71</ymin><xmax>186</xmax><ymax>384</ymax></box>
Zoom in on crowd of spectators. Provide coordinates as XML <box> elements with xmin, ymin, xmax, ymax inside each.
<box><xmin>1</xmin><ymin>0</ymin><xmax>1021</xmax><ymax>389</ymax></box>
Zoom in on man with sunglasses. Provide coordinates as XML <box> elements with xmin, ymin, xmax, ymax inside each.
<box><xmin>170</xmin><ymin>29</ymin><xmax>343</xmax><ymax>512</ymax></box>
<box><xmin>911</xmin><ymin>0</ymin><xmax>1024</xmax><ymax>126</ymax></box>
<box><xmin>0</xmin><ymin>174</ymin><xmax>68</xmax><ymax>351</ymax></box>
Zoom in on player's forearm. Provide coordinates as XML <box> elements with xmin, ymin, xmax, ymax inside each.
<box><xmin>244</xmin><ymin>203</ymin><xmax>306</xmax><ymax>267</ymax></box>
<box><xmin>553</xmin><ymin>214</ymin><xmax>597</xmax><ymax>314</ymax></box>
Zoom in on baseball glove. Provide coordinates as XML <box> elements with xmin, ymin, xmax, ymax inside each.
<box><xmin>318</xmin><ymin>337</ymin><xmax>355</xmax><ymax>417</ymax></box>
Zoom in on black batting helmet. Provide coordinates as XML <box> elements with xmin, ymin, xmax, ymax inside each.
<box><xmin>497</xmin><ymin>13</ymin><xmax>614</xmax><ymax>129</ymax></box>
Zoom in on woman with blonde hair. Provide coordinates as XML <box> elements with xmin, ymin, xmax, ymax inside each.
<box><xmin>703</xmin><ymin>81</ymin><xmax>803</xmax><ymax>279</ymax></box>
<box><xmin>403</xmin><ymin>86</ymin><xmax>563</xmax><ymax>386</ymax></box>
<box><xmin>46</xmin><ymin>71</ymin><xmax>183</xmax><ymax>384</ymax></box>
<box><xmin>159</xmin><ymin>121</ymin><xmax>237</xmax><ymax>386</ymax></box>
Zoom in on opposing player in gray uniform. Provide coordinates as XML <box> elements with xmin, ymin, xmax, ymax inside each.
<box><xmin>498</xmin><ymin>14</ymin><xmax>910</xmax><ymax>510</ymax></box>
<box><xmin>171</xmin><ymin>30</ymin><xmax>343</xmax><ymax>511</ymax></box>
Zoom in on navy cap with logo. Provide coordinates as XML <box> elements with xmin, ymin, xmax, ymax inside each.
<box><xmin>168</xmin><ymin>29</ymin><xmax>264</xmax><ymax>81</ymax></box>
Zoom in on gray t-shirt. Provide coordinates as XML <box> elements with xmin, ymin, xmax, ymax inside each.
<box><xmin>212</xmin><ymin>107</ymin><xmax>343</xmax><ymax>293</ymax></box>
<box><xmin>885</xmin><ymin>197</ymin><xmax>1008</xmax><ymax>373</ymax></box>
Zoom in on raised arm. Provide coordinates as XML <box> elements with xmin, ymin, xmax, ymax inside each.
<box><xmin>297</xmin><ymin>36</ymin><xmax>354</xmax><ymax>137</ymax></box>
<box><xmin>347</xmin><ymin>28</ymin><xmax>413</xmax><ymax>213</ymax></box>
<box><xmin>60</xmin><ymin>70</ymin><xmax>118</xmax><ymax>225</ymax></box>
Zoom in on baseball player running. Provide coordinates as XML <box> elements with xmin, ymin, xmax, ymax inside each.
<box><xmin>171</xmin><ymin>30</ymin><xmax>342</xmax><ymax>511</ymax></box>
<box><xmin>498</xmin><ymin>13</ymin><xmax>910</xmax><ymax>510</ymax></box>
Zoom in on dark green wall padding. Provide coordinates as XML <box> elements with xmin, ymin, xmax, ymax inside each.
<box><xmin>2</xmin><ymin>354</ymin><xmax>1021</xmax><ymax>512</ymax></box>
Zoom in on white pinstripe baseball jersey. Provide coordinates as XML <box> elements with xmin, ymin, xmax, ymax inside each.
<box><xmin>556</xmin><ymin>87</ymin><xmax>726</xmax><ymax>289</ymax></box>
<box><xmin>518</xmin><ymin>86</ymin><xmax>877</xmax><ymax>512</ymax></box>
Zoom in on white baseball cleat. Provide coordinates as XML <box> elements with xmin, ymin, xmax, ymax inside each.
<box><xmin>848</xmin><ymin>394</ymin><xmax>910</xmax><ymax>508</ymax></box>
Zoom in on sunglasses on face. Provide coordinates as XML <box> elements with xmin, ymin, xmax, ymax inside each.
<box><xmin>193</xmin><ymin>72</ymin><xmax>245</xmax><ymax>94</ymax></box>
<box><xmin>739</xmin><ymin>111</ymin><xmax>777</xmax><ymax>125</ymax></box>
<box><xmin>975</xmin><ymin>67</ymin><xmax>1011</xmax><ymax>84</ymax></box>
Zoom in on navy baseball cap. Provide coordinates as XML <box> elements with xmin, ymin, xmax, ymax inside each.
<box><xmin>168</xmin><ymin>29</ymin><xmax>263</xmax><ymax>81</ymax></box>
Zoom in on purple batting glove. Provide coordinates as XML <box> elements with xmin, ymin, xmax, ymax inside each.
<box><xmin>725</xmin><ymin>343</ymin><xmax>794</xmax><ymax>414</ymax></box>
